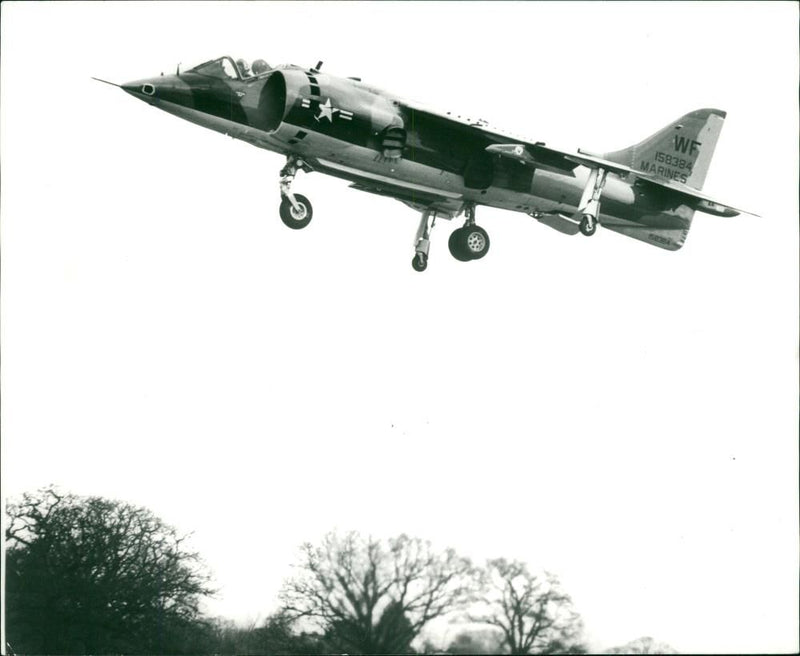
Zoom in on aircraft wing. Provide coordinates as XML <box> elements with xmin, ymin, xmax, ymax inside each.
<box><xmin>398</xmin><ymin>99</ymin><xmax>584</xmax><ymax>179</ymax></box>
<box><xmin>487</xmin><ymin>143</ymin><xmax>758</xmax><ymax>218</ymax></box>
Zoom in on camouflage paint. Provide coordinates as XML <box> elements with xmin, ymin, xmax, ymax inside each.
<box><xmin>119</xmin><ymin>57</ymin><xmax>737</xmax><ymax>251</ymax></box>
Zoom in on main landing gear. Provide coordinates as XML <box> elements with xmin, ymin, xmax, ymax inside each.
<box><xmin>279</xmin><ymin>157</ymin><xmax>314</xmax><ymax>229</ymax></box>
<box><xmin>411</xmin><ymin>204</ymin><xmax>490</xmax><ymax>272</ymax></box>
<box><xmin>448</xmin><ymin>205</ymin><xmax>490</xmax><ymax>262</ymax></box>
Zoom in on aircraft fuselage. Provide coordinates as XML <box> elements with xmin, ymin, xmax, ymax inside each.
<box><xmin>123</xmin><ymin>66</ymin><xmax>637</xmax><ymax>221</ymax></box>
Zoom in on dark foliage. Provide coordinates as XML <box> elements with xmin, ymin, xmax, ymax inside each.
<box><xmin>5</xmin><ymin>488</ymin><xmax>214</xmax><ymax>654</ymax></box>
<box><xmin>207</xmin><ymin>614</ymin><xmax>329</xmax><ymax>655</ymax></box>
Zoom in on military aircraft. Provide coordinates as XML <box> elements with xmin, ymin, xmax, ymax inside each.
<box><xmin>95</xmin><ymin>56</ymin><xmax>754</xmax><ymax>271</ymax></box>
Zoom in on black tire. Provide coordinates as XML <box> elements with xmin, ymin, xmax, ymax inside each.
<box><xmin>412</xmin><ymin>252</ymin><xmax>428</xmax><ymax>272</ymax></box>
<box><xmin>462</xmin><ymin>225</ymin><xmax>490</xmax><ymax>260</ymax></box>
<box><xmin>279</xmin><ymin>194</ymin><xmax>313</xmax><ymax>229</ymax></box>
<box><xmin>448</xmin><ymin>228</ymin><xmax>472</xmax><ymax>262</ymax></box>
<box><xmin>579</xmin><ymin>214</ymin><xmax>597</xmax><ymax>236</ymax></box>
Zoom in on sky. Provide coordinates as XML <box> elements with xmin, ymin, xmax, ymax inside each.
<box><xmin>1</xmin><ymin>1</ymin><xmax>798</xmax><ymax>653</ymax></box>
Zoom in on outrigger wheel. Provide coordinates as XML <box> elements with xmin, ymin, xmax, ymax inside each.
<box><xmin>448</xmin><ymin>225</ymin><xmax>490</xmax><ymax>261</ymax></box>
<box><xmin>279</xmin><ymin>193</ymin><xmax>313</xmax><ymax>230</ymax></box>
<box><xmin>579</xmin><ymin>214</ymin><xmax>597</xmax><ymax>236</ymax></box>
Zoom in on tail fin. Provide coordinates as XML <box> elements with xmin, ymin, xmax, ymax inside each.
<box><xmin>602</xmin><ymin>108</ymin><xmax>727</xmax><ymax>191</ymax></box>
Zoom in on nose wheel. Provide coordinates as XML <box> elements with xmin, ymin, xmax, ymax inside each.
<box><xmin>278</xmin><ymin>156</ymin><xmax>313</xmax><ymax>229</ymax></box>
<box><xmin>279</xmin><ymin>193</ymin><xmax>313</xmax><ymax>229</ymax></box>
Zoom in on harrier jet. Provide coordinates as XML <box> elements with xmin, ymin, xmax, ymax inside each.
<box><xmin>96</xmin><ymin>57</ymin><xmax>754</xmax><ymax>271</ymax></box>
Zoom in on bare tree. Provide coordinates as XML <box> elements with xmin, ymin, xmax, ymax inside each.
<box><xmin>470</xmin><ymin>559</ymin><xmax>585</xmax><ymax>655</ymax></box>
<box><xmin>280</xmin><ymin>531</ymin><xmax>476</xmax><ymax>654</ymax></box>
<box><xmin>5</xmin><ymin>487</ymin><xmax>214</xmax><ymax>654</ymax></box>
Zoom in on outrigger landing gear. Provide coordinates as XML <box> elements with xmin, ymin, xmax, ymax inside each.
<box><xmin>579</xmin><ymin>214</ymin><xmax>597</xmax><ymax>236</ymax></box>
<box><xmin>279</xmin><ymin>156</ymin><xmax>314</xmax><ymax>229</ymax></box>
<box><xmin>448</xmin><ymin>204</ymin><xmax>490</xmax><ymax>262</ymax></box>
<box><xmin>576</xmin><ymin>167</ymin><xmax>607</xmax><ymax>237</ymax></box>
<box><xmin>412</xmin><ymin>208</ymin><xmax>437</xmax><ymax>272</ymax></box>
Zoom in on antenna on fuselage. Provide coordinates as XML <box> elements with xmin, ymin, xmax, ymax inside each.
<box><xmin>176</xmin><ymin>62</ymin><xmax>181</xmax><ymax>75</ymax></box>
<box><xmin>311</xmin><ymin>60</ymin><xmax>323</xmax><ymax>73</ymax></box>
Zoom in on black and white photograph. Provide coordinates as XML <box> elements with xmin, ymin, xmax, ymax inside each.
<box><xmin>1</xmin><ymin>1</ymin><xmax>798</xmax><ymax>654</ymax></box>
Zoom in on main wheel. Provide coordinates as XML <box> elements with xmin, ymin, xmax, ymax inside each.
<box><xmin>412</xmin><ymin>252</ymin><xmax>428</xmax><ymax>272</ymax></box>
<box><xmin>579</xmin><ymin>214</ymin><xmax>597</xmax><ymax>236</ymax></box>
<box><xmin>462</xmin><ymin>225</ymin><xmax>490</xmax><ymax>260</ymax></box>
<box><xmin>279</xmin><ymin>194</ymin><xmax>313</xmax><ymax>229</ymax></box>
<box><xmin>448</xmin><ymin>228</ymin><xmax>471</xmax><ymax>261</ymax></box>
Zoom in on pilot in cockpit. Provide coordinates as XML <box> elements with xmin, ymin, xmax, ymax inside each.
<box><xmin>236</xmin><ymin>59</ymin><xmax>252</xmax><ymax>79</ymax></box>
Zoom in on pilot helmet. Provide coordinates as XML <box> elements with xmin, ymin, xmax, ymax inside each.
<box><xmin>236</xmin><ymin>58</ymin><xmax>250</xmax><ymax>77</ymax></box>
<box><xmin>251</xmin><ymin>59</ymin><xmax>270</xmax><ymax>75</ymax></box>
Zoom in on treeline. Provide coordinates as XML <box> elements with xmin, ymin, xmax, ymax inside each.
<box><xmin>5</xmin><ymin>488</ymin><xmax>591</xmax><ymax>654</ymax></box>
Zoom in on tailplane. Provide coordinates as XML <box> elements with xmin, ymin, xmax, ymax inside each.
<box><xmin>602</xmin><ymin>108</ymin><xmax>727</xmax><ymax>191</ymax></box>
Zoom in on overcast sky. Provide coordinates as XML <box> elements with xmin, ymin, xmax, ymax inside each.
<box><xmin>2</xmin><ymin>1</ymin><xmax>798</xmax><ymax>653</ymax></box>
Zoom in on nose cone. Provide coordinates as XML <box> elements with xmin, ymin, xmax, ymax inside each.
<box><xmin>122</xmin><ymin>77</ymin><xmax>159</xmax><ymax>100</ymax></box>
<box><xmin>121</xmin><ymin>75</ymin><xmax>194</xmax><ymax>109</ymax></box>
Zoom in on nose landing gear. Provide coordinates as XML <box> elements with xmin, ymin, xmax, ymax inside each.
<box><xmin>279</xmin><ymin>157</ymin><xmax>314</xmax><ymax>229</ymax></box>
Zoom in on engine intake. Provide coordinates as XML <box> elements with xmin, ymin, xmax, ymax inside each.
<box><xmin>258</xmin><ymin>72</ymin><xmax>288</xmax><ymax>132</ymax></box>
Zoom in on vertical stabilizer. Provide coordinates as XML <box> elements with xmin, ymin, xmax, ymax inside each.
<box><xmin>602</xmin><ymin>108</ymin><xmax>727</xmax><ymax>190</ymax></box>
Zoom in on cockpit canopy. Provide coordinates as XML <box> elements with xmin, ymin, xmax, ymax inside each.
<box><xmin>188</xmin><ymin>56</ymin><xmax>272</xmax><ymax>81</ymax></box>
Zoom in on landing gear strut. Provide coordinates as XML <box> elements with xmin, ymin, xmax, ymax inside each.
<box><xmin>279</xmin><ymin>156</ymin><xmax>313</xmax><ymax>229</ymax></box>
<box><xmin>412</xmin><ymin>208</ymin><xmax>437</xmax><ymax>272</ymax></box>
<box><xmin>448</xmin><ymin>204</ymin><xmax>490</xmax><ymax>262</ymax></box>
<box><xmin>576</xmin><ymin>167</ymin><xmax>607</xmax><ymax>237</ymax></box>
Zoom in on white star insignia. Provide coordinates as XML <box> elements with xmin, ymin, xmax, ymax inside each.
<box><xmin>315</xmin><ymin>98</ymin><xmax>339</xmax><ymax>122</ymax></box>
